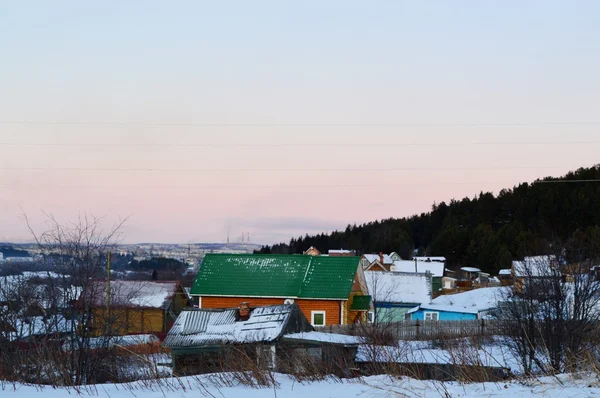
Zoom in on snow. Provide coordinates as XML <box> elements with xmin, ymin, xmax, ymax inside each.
<box><xmin>409</xmin><ymin>287</ymin><xmax>509</xmax><ymax>315</ymax></box>
<box><xmin>2</xmin><ymin>372</ymin><xmax>600</xmax><ymax>397</ymax></box>
<box><xmin>461</xmin><ymin>267</ymin><xmax>482</xmax><ymax>273</ymax></box>
<box><xmin>498</xmin><ymin>269</ymin><xmax>512</xmax><ymax>275</ymax></box>
<box><xmin>392</xmin><ymin>261</ymin><xmax>445</xmax><ymax>277</ymax></box>
<box><xmin>283</xmin><ymin>332</ymin><xmax>362</xmax><ymax>345</ymax></box>
<box><xmin>63</xmin><ymin>334</ymin><xmax>160</xmax><ymax>351</ymax></box>
<box><xmin>163</xmin><ymin>305</ymin><xmax>295</xmax><ymax>347</ymax></box>
<box><xmin>356</xmin><ymin>339</ymin><xmax>522</xmax><ymax>372</ymax></box>
<box><xmin>512</xmin><ymin>255</ymin><xmax>557</xmax><ymax>277</ymax></box>
<box><xmin>86</xmin><ymin>281</ymin><xmax>178</xmax><ymax>309</ymax></box>
<box><xmin>365</xmin><ymin>271</ymin><xmax>431</xmax><ymax>304</ymax></box>
<box><xmin>413</xmin><ymin>256</ymin><xmax>446</xmax><ymax>262</ymax></box>
<box><xmin>329</xmin><ymin>249</ymin><xmax>353</xmax><ymax>254</ymax></box>
<box><xmin>363</xmin><ymin>253</ymin><xmax>393</xmax><ymax>265</ymax></box>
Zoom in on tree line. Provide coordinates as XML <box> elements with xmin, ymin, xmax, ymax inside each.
<box><xmin>257</xmin><ymin>164</ymin><xmax>600</xmax><ymax>275</ymax></box>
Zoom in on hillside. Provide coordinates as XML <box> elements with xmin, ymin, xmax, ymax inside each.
<box><xmin>258</xmin><ymin>164</ymin><xmax>600</xmax><ymax>274</ymax></box>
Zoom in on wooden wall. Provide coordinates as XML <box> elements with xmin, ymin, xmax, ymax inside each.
<box><xmin>200</xmin><ymin>296</ymin><xmax>343</xmax><ymax>326</ymax></box>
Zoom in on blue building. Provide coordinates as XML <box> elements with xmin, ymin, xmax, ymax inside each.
<box><xmin>365</xmin><ymin>271</ymin><xmax>432</xmax><ymax>323</ymax></box>
<box><xmin>406</xmin><ymin>286</ymin><xmax>507</xmax><ymax>321</ymax></box>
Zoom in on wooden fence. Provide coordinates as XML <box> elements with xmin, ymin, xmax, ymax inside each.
<box><xmin>317</xmin><ymin>320</ymin><xmax>503</xmax><ymax>341</ymax></box>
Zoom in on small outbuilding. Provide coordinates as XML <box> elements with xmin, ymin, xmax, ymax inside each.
<box><xmin>163</xmin><ymin>303</ymin><xmax>360</xmax><ymax>376</ymax></box>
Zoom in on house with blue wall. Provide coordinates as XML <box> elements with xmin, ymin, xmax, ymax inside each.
<box><xmin>365</xmin><ymin>271</ymin><xmax>432</xmax><ymax>323</ymax></box>
<box><xmin>406</xmin><ymin>286</ymin><xmax>508</xmax><ymax>321</ymax></box>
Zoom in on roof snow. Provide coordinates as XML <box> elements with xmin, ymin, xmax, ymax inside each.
<box><xmin>498</xmin><ymin>269</ymin><xmax>512</xmax><ymax>275</ymax></box>
<box><xmin>461</xmin><ymin>267</ymin><xmax>482</xmax><ymax>273</ymax></box>
<box><xmin>512</xmin><ymin>255</ymin><xmax>557</xmax><ymax>277</ymax></box>
<box><xmin>365</xmin><ymin>271</ymin><xmax>431</xmax><ymax>304</ymax></box>
<box><xmin>163</xmin><ymin>304</ymin><xmax>298</xmax><ymax>347</ymax></box>
<box><xmin>392</xmin><ymin>261</ymin><xmax>444</xmax><ymax>277</ymax></box>
<box><xmin>329</xmin><ymin>249</ymin><xmax>353</xmax><ymax>254</ymax></box>
<box><xmin>413</xmin><ymin>256</ymin><xmax>446</xmax><ymax>262</ymax></box>
<box><xmin>85</xmin><ymin>280</ymin><xmax>180</xmax><ymax>309</ymax></box>
<box><xmin>363</xmin><ymin>254</ymin><xmax>394</xmax><ymax>265</ymax></box>
<box><xmin>283</xmin><ymin>332</ymin><xmax>362</xmax><ymax>346</ymax></box>
<box><xmin>409</xmin><ymin>287</ymin><xmax>509</xmax><ymax>315</ymax></box>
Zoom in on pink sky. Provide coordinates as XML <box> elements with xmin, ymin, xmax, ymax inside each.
<box><xmin>1</xmin><ymin>2</ymin><xmax>599</xmax><ymax>244</ymax></box>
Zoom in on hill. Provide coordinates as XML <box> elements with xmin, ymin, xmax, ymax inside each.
<box><xmin>257</xmin><ymin>164</ymin><xmax>600</xmax><ymax>274</ymax></box>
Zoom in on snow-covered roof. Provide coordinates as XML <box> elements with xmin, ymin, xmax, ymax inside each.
<box><xmin>283</xmin><ymin>332</ymin><xmax>362</xmax><ymax>346</ymax></box>
<box><xmin>63</xmin><ymin>334</ymin><xmax>159</xmax><ymax>351</ymax></box>
<box><xmin>413</xmin><ymin>256</ymin><xmax>446</xmax><ymax>262</ymax></box>
<box><xmin>363</xmin><ymin>254</ymin><xmax>394</xmax><ymax>265</ymax></box>
<box><xmin>365</xmin><ymin>271</ymin><xmax>431</xmax><ymax>304</ymax></box>
<box><xmin>11</xmin><ymin>315</ymin><xmax>73</xmax><ymax>340</ymax></box>
<box><xmin>391</xmin><ymin>261</ymin><xmax>444</xmax><ymax>277</ymax></box>
<box><xmin>512</xmin><ymin>255</ymin><xmax>557</xmax><ymax>277</ymax></box>
<box><xmin>409</xmin><ymin>287</ymin><xmax>509</xmax><ymax>315</ymax></box>
<box><xmin>329</xmin><ymin>249</ymin><xmax>353</xmax><ymax>254</ymax></box>
<box><xmin>163</xmin><ymin>304</ymin><xmax>307</xmax><ymax>347</ymax></box>
<box><xmin>85</xmin><ymin>280</ymin><xmax>181</xmax><ymax>310</ymax></box>
<box><xmin>461</xmin><ymin>267</ymin><xmax>481</xmax><ymax>273</ymax></box>
<box><xmin>498</xmin><ymin>269</ymin><xmax>512</xmax><ymax>275</ymax></box>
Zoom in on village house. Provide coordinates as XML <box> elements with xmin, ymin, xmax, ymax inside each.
<box><xmin>512</xmin><ymin>255</ymin><xmax>559</xmax><ymax>292</ymax></box>
<box><xmin>365</xmin><ymin>271</ymin><xmax>432</xmax><ymax>322</ymax></box>
<box><xmin>391</xmin><ymin>259</ymin><xmax>445</xmax><ymax>292</ymax></box>
<box><xmin>81</xmin><ymin>280</ymin><xmax>190</xmax><ymax>337</ymax></box>
<box><xmin>189</xmin><ymin>254</ymin><xmax>370</xmax><ymax>326</ymax></box>
<box><xmin>303</xmin><ymin>246</ymin><xmax>321</xmax><ymax>256</ymax></box>
<box><xmin>407</xmin><ymin>286</ymin><xmax>507</xmax><ymax>321</ymax></box>
<box><xmin>162</xmin><ymin>303</ymin><xmax>360</xmax><ymax>376</ymax></box>
<box><xmin>360</xmin><ymin>253</ymin><xmax>395</xmax><ymax>271</ymax></box>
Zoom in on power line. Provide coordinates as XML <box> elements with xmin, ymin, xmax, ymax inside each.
<box><xmin>1</xmin><ymin>121</ymin><xmax>600</xmax><ymax>127</ymax></box>
<box><xmin>1</xmin><ymin>141</ymin><xmax>599</xmax><ymax>148</ymax></box>
<box><xmin>0</xmin><ymin>165</ymin><xmax>569</xmax><ymax>172</ymax></box>
<box><xmin>1</xmin><ymin>179</ymin><xmax>598</xmax><ymax>190</ymax></box>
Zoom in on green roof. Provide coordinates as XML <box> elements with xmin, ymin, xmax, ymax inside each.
<box><xmin>191</xmin><ymin>254</ymin><xmax>360</xmax><ymax>300</ymax></box>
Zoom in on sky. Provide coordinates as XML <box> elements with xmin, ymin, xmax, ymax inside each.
<box><xmin>1</xmin><ymin>1</ymin><xmax>600</xmax><ymax>245</ymax></box>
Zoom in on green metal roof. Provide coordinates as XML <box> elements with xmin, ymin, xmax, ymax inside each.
<box><xmin>191</xmin><ymin>254</ymin><xmax>360</xmax><ymax>300</ymax></box>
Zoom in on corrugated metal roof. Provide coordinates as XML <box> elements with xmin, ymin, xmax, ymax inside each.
<box><xmin>190</xmin><ymin>254</ymin><xmax>360</xmax><ymax>300</ymax></box>
<box><xmin>163</xmin><ymin>304</ymin><xmax>295</xmax><ymax>347</ymax></box>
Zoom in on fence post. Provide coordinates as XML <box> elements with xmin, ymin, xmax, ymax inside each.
<box><xmin>415</xmin><ymin>320</ymin><xmax>420</xmax><ymax>340</ymax></box>
<box><xmin>480</xmin><ymin>318</ymin><xmax>485</xmax><ymax>336</ymax></box>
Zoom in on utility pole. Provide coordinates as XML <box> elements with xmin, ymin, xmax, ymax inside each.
<box><xmin>414</xmin><ymin>257</ymin><xmax>418</xmax><ymax>273</ymax></box>
<box><xmin>106</xmin><ymin>251</ymin><xmax>111</xmax><ymax>334</ymax></box>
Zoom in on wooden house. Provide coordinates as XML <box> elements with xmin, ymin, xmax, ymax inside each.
<box><xmin>189</xmin><ymin>254</ymin><xmax>370</xmax><ymax>326</ymax></box>
<box><xmin>81</xmin><ymin>280</ymin><xmax>190</xmax><ymax>336</ymax></box>
<box><xmin>163</xmin><ymin>303</ymin><xmax>360</xmax><ymax>376</ymax></box>
<box><xmin>303</xmin><ymin>246</ymin><xmax>321</xmax><ymax>256</ymax></box>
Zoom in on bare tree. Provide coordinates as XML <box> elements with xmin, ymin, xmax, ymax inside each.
<box><xmin>498</xmin><ymin>242</ymin><xmax>600</xmax><ymax>375</ymax></box>
<box><xmin>21</xmin><ymin>212</ymin><xmax>129</xmax><ymax>384</ymax></box>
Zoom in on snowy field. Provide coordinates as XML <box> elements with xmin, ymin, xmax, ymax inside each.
<box><xmin>2</xmin><ymin>373</ymin><xmax>600</xmax><ymax>398</ymax></box>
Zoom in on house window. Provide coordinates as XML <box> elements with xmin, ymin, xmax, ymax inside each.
<box><xmin>367</xmin><ymin>311</ymin><xmax>374</xmax><ymax>323</ymax></box>
<box><xmin>311</xmin><ymin>311</ymin><xmax>326</xmax><ymax>326</ymax></box>
<box><xmin>424</xmin><ymin>311</ymin><xmax>439</xmax><ymax>321</ymax></box>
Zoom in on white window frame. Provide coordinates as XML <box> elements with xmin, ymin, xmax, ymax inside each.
<box><xmin>424</xmin><ymin>311</ymin><xmax>439</xmax><ymax>321</ymax></box>
<box><xmin>367</xmin><ymin>311</ymin><xmax>375</xmax><ymax>323</ymax></box>
<box><xmin>311</xmin><ymin>310</ymin><xmax>326</xmax><ymax>326</ymax></box>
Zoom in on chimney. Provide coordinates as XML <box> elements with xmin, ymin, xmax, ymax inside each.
<box><xmin>239</xmin><ymin>302</ymin><xmax>250</xmax><ymax>321</ymax></box>
<box><xmin>379</xmin><ymin>252</ymin><xmax>384</xmax><ymax>264</ymax></box>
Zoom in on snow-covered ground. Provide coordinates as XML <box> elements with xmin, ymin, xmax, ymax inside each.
<box><xmin>1</xmin><ymin>373</ymin><xmax>600</xmax><ymax>398</ymax></box>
